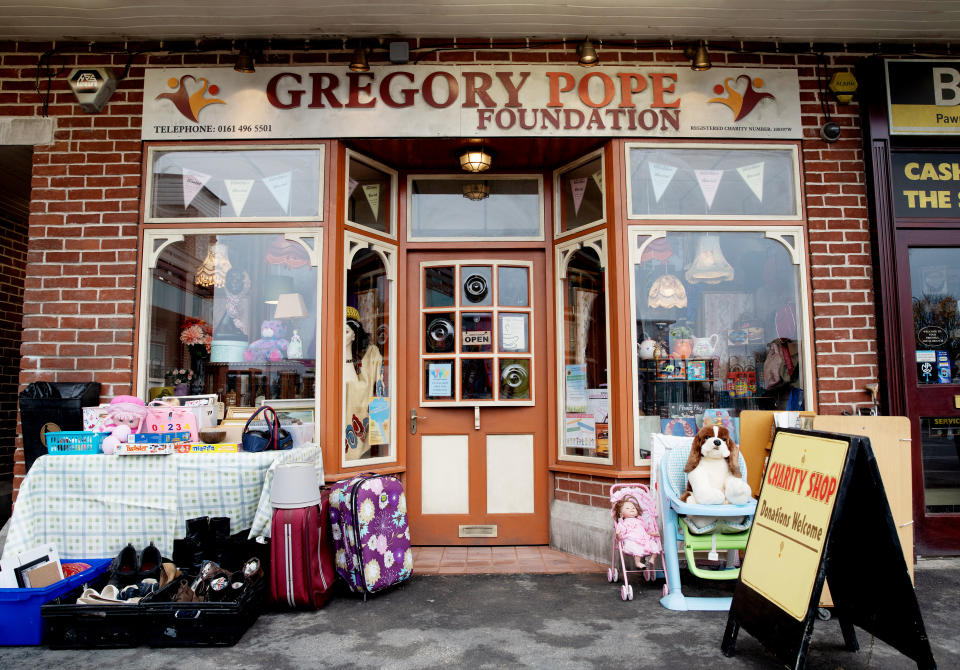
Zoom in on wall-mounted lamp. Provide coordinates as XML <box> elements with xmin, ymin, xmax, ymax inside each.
<box><xmin>349</xmin><ymin>47</ymin><xmax>370</xmax><ymax>72</ymax></box>
<box><xmin>194</xmin><ymin>242</ymin><xmax>231</xmax><ymax>288</ymax></box>
<box><xmin>684</xmin><ymin>40</ymin><xmax>711</xmax><ymax>71</ymax></box>
<box><xmin>234</xmin><ymin>43</ymin><xmax>257</xmax><ymax>73</ymax></box>
<box><xmin>459</xmin><ymin>145</ymin><xmax>493</xmax><ymax>173</ymax></box>
<box><xmin>577</xmin><ymin>38</ymin><xmax>599</xmax><ymax>67</ymax></box>
<box><xmin>462</xmin><ymin>182</ymin><xmax>490</xmax><ymax>201</ymax></box>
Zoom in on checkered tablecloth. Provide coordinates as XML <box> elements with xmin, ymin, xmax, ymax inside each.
<box><xmin>2</xmin><ymin>445</ymin><xmax>322</xmax><ymax>561</ymax></box>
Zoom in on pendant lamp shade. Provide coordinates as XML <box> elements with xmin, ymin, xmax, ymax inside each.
<box><xmin>648</xmin><ymin>273</ymin><xmax>687</xmax><ymax>309</ymax></box>
<box><xmin>685</xmin><ymin>235</ymin><xmax>734</xmax><ymax>284</ymax></box>
<box><xmin>194</xmin><ymin>242</ymin><xmax>231</xmax><ymax>288</ymax></box>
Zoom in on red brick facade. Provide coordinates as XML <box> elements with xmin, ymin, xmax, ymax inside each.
<box><xmin>1</xmin><ymin>40</ymin><xmax>882</xmax><ymax>507</ymax></box>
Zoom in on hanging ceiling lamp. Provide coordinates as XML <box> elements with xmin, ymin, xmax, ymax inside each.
<box><xmin>648</xmin><ymin>273</ymin><xmax>688</xmax><ymax>309</ymax></box>
<box><xmin>459</xmin><ymin>145</ymin><xmax>493</xmax><ymax>173</ymax></box>
<box><xmin>462</xmin><ymin>182</ymin><xmax>490</xmax><ymax>201</ymax></box>
<box><xmin>685</xmin><ymin>40</ymin><xmax>711</xmax><ymax>71</ymax></box>
<box><xmin>577</xmin><ymin>38</ymin><xmax>599</xmax><ymax>67</ymax></box>
<box><xmin>194</xmin><ymin>242</ymin><xmax>232</xmax><ymax>288</ymax></box>
<box><xmin>685</xmin><ymin>235</ymin><xmax>734</xmax><ymax>284</ymax></box>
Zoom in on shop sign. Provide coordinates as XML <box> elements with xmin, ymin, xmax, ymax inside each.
<box><xmin>917</xmin><ymin>325</ymin><xmax>948</xmax><ymax>347</ymax></box>
<box><xmin>892</xmin><ymin>151</ymin><xmax>960</xmax><ymax>217</ymax></box>
<box><xmin>723</xmin><ymin>428</ymin><xmax>936</xmax><ymax>669</ymax></box>
<box><xmin>887</xmin><ymin>59</ymin><xmax>960</xmax><ymax>135</ymax></box>
<box><xmin>142</xmin><ymin>65</ymin><xmax>802</xmax><ymax>140</ymax></box>
<box><xmin>462</xmin><ymin>330</ymin><xmax>491</xmax><ymax>346</ymax></box>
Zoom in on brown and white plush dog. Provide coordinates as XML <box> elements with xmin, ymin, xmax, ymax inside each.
<box><xmin>680</xmin><ymin>424</ymin><xmax>752</xmax><ymax>507</ymax></box>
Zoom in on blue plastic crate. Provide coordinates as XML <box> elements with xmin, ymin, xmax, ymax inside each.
<box><xmin>45</xmin><ymin>431</ymin><xmax>106</xmax><ymax>455</ymax></box>
<box><xmin>0</xmin><ymin>558</ymin><xmax>111</xmax><ymax>645</ymax></box>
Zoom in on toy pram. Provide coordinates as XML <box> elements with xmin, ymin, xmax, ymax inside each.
<box><xmin>607</xmin><ymin>483</ymin><xmax>667</xmax><ymax>601</ymax></box>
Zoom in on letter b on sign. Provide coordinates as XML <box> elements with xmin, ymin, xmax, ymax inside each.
<box><xmin>933</xmin><ymin>67</ymin><xmax>960</xmax><ymax>106</ymax></box>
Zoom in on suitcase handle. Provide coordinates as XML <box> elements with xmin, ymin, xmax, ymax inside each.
<box><xmin>174</xmin><ymin>609</ymin><xmax>201</xmax><ymax>619</ymax></box>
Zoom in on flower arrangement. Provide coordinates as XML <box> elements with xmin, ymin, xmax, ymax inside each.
<box><xmin>166</xmin><ymin>368</ymin><xmax>195</xmax><ymax>385</ymax></box>
<box><xmin>180</xmin><ymin>317</ymin><xmax>212</xmax><ymax>357</ymax></box>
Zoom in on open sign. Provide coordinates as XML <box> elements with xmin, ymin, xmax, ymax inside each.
<box><xmin>462</xmin><ymin>331</ymin><xmax>491</xmax><ymax>345</ymax></box>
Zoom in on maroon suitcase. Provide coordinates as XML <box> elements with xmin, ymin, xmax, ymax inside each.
<box><xmin>270</xmin><ymin>489</ymin><xmax>336</xmax><ymax>609</ymax></box>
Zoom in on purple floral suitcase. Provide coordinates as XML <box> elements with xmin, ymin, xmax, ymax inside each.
<box><xmin>328</xmin><ymin>474</ymin><xmax>413</xmax><ymax>595</ymax></box>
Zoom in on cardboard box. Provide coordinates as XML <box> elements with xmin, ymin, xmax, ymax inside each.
<box><xmin>131</xmin><ymin>431</ymin><xmax>191</xmax><ymax>444</ymax></box>
<box><xmin>114</xmin><ymin>442</ymin><xmax>174</xmax><ymax>455</ymax></box>
<box><xmin>173</xmin><ymin>443</ymin><xmax>240</xmax><ymax>454</ymax></box>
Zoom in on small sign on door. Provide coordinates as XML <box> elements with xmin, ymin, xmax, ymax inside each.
<box><xmin>462</xmin><ymin>331</ymin><xmax>491</xmax><ymax>346</ymax></box>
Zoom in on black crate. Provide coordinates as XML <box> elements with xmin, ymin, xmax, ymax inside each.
<box><xmin>141</xmin><ymin>575</ymin><xmax>267</xmax><ymax>647</ymax></box>
<box><xmin>40</xmin><ymin>573</ymin><xmax>145</xmax><ymax>648</ymax></box>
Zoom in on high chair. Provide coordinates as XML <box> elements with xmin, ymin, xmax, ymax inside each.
<box><xmin>657</xmin><ymin>444</ymin><xmax>756</xmax><ymax>611</ymax></box>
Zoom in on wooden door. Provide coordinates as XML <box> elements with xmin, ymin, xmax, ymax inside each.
<box><xmin>405</xmin><ymin>250</ymin><xmax>549</xmax><ymax>545</ymax></box>
<box><xmin>895</xmin><ymin>229</ymin><xmax>960</xmax><ymax>554</ymax></box>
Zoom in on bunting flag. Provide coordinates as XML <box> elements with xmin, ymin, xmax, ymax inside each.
<box><xmin>695</xmin><ymin>169</ymin><xmax>724</xmax><ymax>209</ymax></box>
<box><xmin>263</xmin><ymin>171</ymin><xmax>292</xmax><ymax>213</ymax></box>
<box><xmin>182</xmin><ymin>168</ymin><xmax>211</xmax><ymax>209</ymax></box>
<box><xmin>349</xmin><ymin>178</ymin><xmax>359</xmax><ymax>196</ymax></box>
<box><xmin>570</xmin><ymin>177</ymin><xmax>588</xmax><ymax>215</ymax></box>
<box><xmin>362</xmin><ymin>184</ymin><xmax>381</xmax><ymax>218</ymax></box>
<box><xmin>648</xmin><ymin>162</ymin><xmax>677</xmax><ymax>202</ymax></box>
<box><xmin>591</xmin><ymin>170</ymin><xmax>603</xmax><ymax>192</ymax></box>
<box><xmin>737</xmin><ymin>162</ymin><xmax>765</xmax><ymax>201</ymax></box>
<box><xmin>224</xmin><ymin>179</ymin><xmax>255</xmax><ymax>216</ymax></box>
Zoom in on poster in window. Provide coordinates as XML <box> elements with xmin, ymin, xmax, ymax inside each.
<box><xmin>428</xmin><ymin>363</ymin><xmax>452</xmax><ymax>396</ymax></box>
<box><xmin>565</xmin><ymin>413</ymin><xmax>596</xmax><ymax>449</ymax></box>
<box><xmin>565</xmin><ymin>364</ymin><xmax>588</xmax><ymax>412</ymax></box>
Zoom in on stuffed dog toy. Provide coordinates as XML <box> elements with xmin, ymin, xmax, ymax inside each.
<box><xmin>680</xmin><ymin>424</ymin><xmax>752</xmax><ymax>531</ymax></box>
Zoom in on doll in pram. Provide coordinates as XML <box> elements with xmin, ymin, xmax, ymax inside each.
<box><xmin>607</xmin><ymin>483</ymin><xmax>664</xmax><ymax>601</ymax></box>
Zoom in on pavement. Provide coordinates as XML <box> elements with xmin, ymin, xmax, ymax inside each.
<box><xmin>1</xmin><ymin>557</ymin><xmax>957</xmax><ymax>668</ymax></box>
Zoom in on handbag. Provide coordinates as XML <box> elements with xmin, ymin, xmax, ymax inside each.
<box><xmin>242</xmin><ymin>405</ymin><xmax>293</xmax><ymax>453</ymax></box>
<box><xmin>143</xmin><ymin>401</ymin><xmax>199</xmax><ymax>441</ymax></box>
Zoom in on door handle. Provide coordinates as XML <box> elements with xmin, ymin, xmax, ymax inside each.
<box><xmin>410</xmin><ymin>409</ymin><xmax>427</xmax><ymax>434</ymax></box>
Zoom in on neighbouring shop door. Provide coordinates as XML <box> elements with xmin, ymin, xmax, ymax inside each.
<box><xmin>405</xmin><ymin>250</ymin><xmax>549</xmax><ymax>545</ymax></box>
<box><xmin>897</xmin><ymin>230</ymin><xmax>960</xmax><ymax>554</ymax></box>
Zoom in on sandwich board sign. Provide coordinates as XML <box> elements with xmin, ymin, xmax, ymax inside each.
<box><xmin>721</xmin><ymin>428</ymin><xmax>936</xmax><ymax>670</ymax></box>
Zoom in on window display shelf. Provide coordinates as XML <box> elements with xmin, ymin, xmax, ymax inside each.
<box><xmin>205</xmin><ymin>360</ymin><xmax>315</xmax><ymax>407</ymax></box>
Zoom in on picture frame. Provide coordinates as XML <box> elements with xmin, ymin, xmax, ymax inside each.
<box><xmin>256</xmin><ymin>398</ymin><xmax>316</xmax><ymax>424</ymax></box>
<box><xmin>687</xmin><ymin>360</ymin><xmax>707</xmax><ymax>380</ymax></box>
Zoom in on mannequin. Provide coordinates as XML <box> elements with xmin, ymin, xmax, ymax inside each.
<box><xmin>344</xmin><ymin>306</ymin><xmax>383</xmax><ymax>460</ymax></box>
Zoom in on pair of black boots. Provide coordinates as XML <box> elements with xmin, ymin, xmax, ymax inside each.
<box><xmin>172</xmin><ymin>516</ymin><xmax>231</xmax><ymax>573</ymax></box>
<box><xmin>110</xmin><ymin>542</ymin><xmax>163</xmax><ymax>588</ymax></box>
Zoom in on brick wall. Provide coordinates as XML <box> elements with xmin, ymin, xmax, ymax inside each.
<box><xmin>0</xmin><ymin>39</ymin><xmax>885</xmax><ymax>506</ymax></box>
<box><xmin>0</xmin><ymin>216</ymin><xmax>27</xmax><ymax>481</ymax></box>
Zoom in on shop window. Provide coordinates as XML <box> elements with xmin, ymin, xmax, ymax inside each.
<box><xmin>139</xmin><ymin>230</ymin><xmax>321</xmax><ymax>424</ymax></box>
<box><xmin>146</xmin><ymin>146</ymin><xmax>324</xmax><ymax>221</ymax></box>
<box><xmin>908</xmin><ymin>248</ymin><xmax>960</xmax><ymax>385</ymax></box>
<box><xmin>343</xmin><ymin>232</ymin><xmax>397</xmax><ymax>466</ymax></box>
<box><xmin>554</xmin><ymin>150</ymin><xmax>605</xmax><ymax>236</ymax></box>
<box><xmin>556</xmin><ymin>233</ymin><xmax>611</xmax><ymax>464</ymax></box>
<box><xmin>408</xmin><ymin>176</ymin><xmax>543</xmax><ymax>241</ymax></box>
<box><xmin>625</xmin><ymin>143</ymin><xmax>800</xmax><ymax>219</ymax></box>
<box><xmin>629</xmin><ymin>228</ymin><xmax>809</xmax><ymax>465</ymax></box>
<box><xmin>419</xmin><ymin>261</ymin><xmax>535</xmax><ymax>406</ymax></box>
<box><xmin>346</xmin><ymin>151</ymin><xmax>396</xmax><ymax>236</ymax></box>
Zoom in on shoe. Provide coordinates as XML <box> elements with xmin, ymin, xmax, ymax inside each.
<box><xmin>224</xmin><ymin>557</ymin><xmax>264</xmax><ymax>602</ymax></box>
<box><xmin>207</xmin><ymin>517</ymin><xmax>231</xmax><ymax>564</ymax></box>
<box><xmin>170</xmin><ymin>577</ymin><xmax>201</xmax><ymax>603</ymax></box>
<box><xmin>118</xmin><ymin>584</ymin><xmax>140</xmax><ymax>601</ymax></box>
<box><xmin>139</xmin><ymin>578</ymin><xmax>159</xmax><ymax>598</ymax></box>
<box><xmin>112</xmin><ymin>544</ymin><xmax>139</xmax><ymax>587</ymax></box>
<box><xmin>138</xmin><ymin>542</ymin><xmax>162</xmax><ymax>581</ymax></box>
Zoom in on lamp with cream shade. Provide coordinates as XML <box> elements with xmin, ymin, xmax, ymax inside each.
<box><xmin>274</xmin><ymin>292</ymin><xmax>308</xmax><ymax>359</ymax></box>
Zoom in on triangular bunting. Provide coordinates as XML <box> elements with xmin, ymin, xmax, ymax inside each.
<box><xmin>224</xmin><ymin>179</ymin><xmax>255</xmax><ymax>216</ymax></box>
<box><xmin>182</xmin><ymin>168</ymin><xmax>211</xmax><ymax>210</ymax></box>
<box><xmin>263</xmin><ymin>171</ymin><xmax>292</xmax><ymax>213</ymax></box>
<box><xmin>362</xmin><ymin>184</ymin><xmax>381</xmax><ymax>219</ymax></box>
<box><xmin>349</xmin><ymin>178</ymin><xmax>359</xmax><ymax>196</ymax></box>
<box><xmin>570</xmin><ymin>177</ymin><xmax>588</xmax><ymax>215</ymax></box>
<box><xmin>695</xmin><ymin>169</ymin><xmax>724</xmax><ymax>209</ymax></box>
<box><xmin>591</xmin><ymin>170</ymin><xmax>603</xmax><ymax>192</ymax></box>
<box><xmin>737</xmin><ymin>162</ymin><xmax>765</xmax><ymax>201</ymax></box>
<box><xmin>648</xmin><ymin>162</ymin><xmax>677</xmax><ymax>202</ymax></box>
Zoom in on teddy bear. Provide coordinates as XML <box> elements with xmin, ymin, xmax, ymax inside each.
<box><xmin>244</xmin><ymin>320</ymin><xmax>289</xmax><ymax>363</ymax></box>
<box><xmin>680</xmin><ymin>424</ymin><xmax>752</xmax><ymax>531</ymax></box>
<box><xmin>99</xmin><ymin>395</ymin><xmax>147</xmax><ymax>455</ymax></box>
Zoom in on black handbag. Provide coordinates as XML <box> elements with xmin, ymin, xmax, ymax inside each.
<box><xmin>241</xmin><ymin>405</ymin><xmax>293</xmax><ymax>452</ymax></box>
